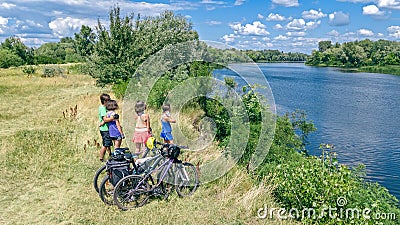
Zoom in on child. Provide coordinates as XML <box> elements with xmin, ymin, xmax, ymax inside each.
<box><xmin>132</xmin><ymin>100</ymin><xmax>151</xmax><ymax>156</ymax></box>
<box><xmin>98</xmin><ymin>93</ymin><xmax>115</xmax><ymax>162</ymax></box>
<box><xmin>106</xmin><ymin>100</ymin><xmax>124</xmax><ymax>148</ymax></box>
<box><xmin>160</xmin><ymin>103</ymin><xmax>176</xmax><ymax>144</ymax></box>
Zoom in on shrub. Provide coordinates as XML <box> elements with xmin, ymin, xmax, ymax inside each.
<box><xmin>42</xmin><ymin>65</ymin><xmax>65</xmax><ymax>78</ymax></box>
<box><xmin>0</xmin><ymin>49</ymin><xmax>24</xmax><ymax>68</ymax></box>
<box><xmin>257</xmin><ymin>115</ymin><xmax>400</xmax><ymax>224</ymax></box>
<box><xmin>22</xmin><ymin>65</ymin><xmax>36</xmax><ymax>76</ymax></box>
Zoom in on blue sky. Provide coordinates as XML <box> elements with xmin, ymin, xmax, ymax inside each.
<box><xmin>0</xmin><ymin>0</ymin><xmax>399</xmax><ymax>53</ymax></box>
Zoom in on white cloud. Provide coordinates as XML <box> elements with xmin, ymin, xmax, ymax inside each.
<box><xmin>358</xmin><ymin>28</ymin><xmax>374</xmax><ymax>36</ymax></box>
<box><xmin>262</xmin><ymin>37</ymin><xmax>270</xmax><ymax>41</ymax></box>
<box><xmin>286</xmin><ymin>19</ymin><xmax>306</xmax><ymax>30</ymax></box>
<box><xmin>52</xmin><ymin>10</ymin><xmax>64</xmax><ymax>16</ymax></box>
<box><xmin>206</xmin><ymin>20</ymin><xmax>222</xmax><ymax>25</ymax></box>
<box><xmin>287</xmin><ymin>31</ymin><xmax>306</xmax><ymax>36</ymax></box>
<box><xmin>286</xmin><ymin>19</ymin><xmax>320</xmax><ymax>31</ymax></box>
<box><xmin>387</xmin><ymin>26</ymin><xmax>400</xmax><ymax>38</ymax></box>
<box><xmin>377</xmin><ymin>32</ymin><xmax>384</xmax><ymax>37</ymax></box>
<box><xmin>274</xmin><ymin>35</ymin><xmax>290</xmax><ymax>40</ymax></box>
<box><xmin>265</xmin><ymin>42</ymin><xmax>273</xmax><ymax>47</ymax></box>
<box><xmin>234</xmin><ymin>0</ymin><xmax>246</xmax><ymax>6</ymax></box>
<box><xmin>274</xmin><ymin>24</ymin><xmax>284</xmax><ymax>29</ymax></box>
<box><xmin>257</xmin><ymin>14</ymin><xmax>264</xmax><ymax>19</ymax></box>
<box><xmin>328</xmin><ymin>30</ymin><xmax>340</xmax><ymax>36</ymax></box>
<box><xmin>363</xmin><ymin>5</ymin><xmax>385</xmax><ymax>16</ymax></box>
<box><xmin>266</xmin><ymin>13</ymin><xmax>286</xmax><ymax>21</ymax></box>
<box><xmin>1</xmin><ymin>2</ymin><xmax>16</xmax><ymax>9</ymax></box>
<box><xmin>377</xmin><ymin>0</ymin><xmax>400</xmax><ymax>10</ymax></box>
<box><xmin>26</xmin><ymin>20</ymin><xmax>44</xmax><ymax>28</ymax></box>
<box><xmin>0</xmin><ymin>16</ymin><xmax>8</xmax><ymax>25</ymax></box>
<box><xmin>230</xmin><ymin>21</ymin><xmax>270</xmax><ymax>36</ymax></box>
<box><xmin>49</xmin><ymin>17</ymin><xmax>96</xmax><ymax>38</ymax></box>
<box><xmin>329</xmin><ymin>11</ymin><xmax>350</xmax><ymax>26</ymax></box>
<box><xmin>222</xmin><ymin>34</ymin><xmax>237</xmax><ymax>43</ymax></box>
<box><xmin>200</xmin><ymin>0</ymin><xmax>226</xmax><ymax>4</ymax></box>
<box><xmin>271</xmin><ymin>0</ymin><xmax>299</xmax><ymax>7</ymax></box>
<box><xmin>337</xmin><ymin>0</ymin><xmax>372</xmax><ymax>3</ymax></box>
<box><xmin>306</xmin><ymin>20</ymin><xmax>321</xmax><ymax>30</ymax></box>
<box><xmin>302</xmin><ymin>9</ymin><xmax>327</xmax><ymax>20</ymax></box>
<box><xmin>20</xmin><ymin>37</ymin><xmax>46</xmax><ymax>46</ymax></box>
<box><xmin>0</xmin><ymin>27</ymin><xmax>3</xmax><ymax>34</ymax></box>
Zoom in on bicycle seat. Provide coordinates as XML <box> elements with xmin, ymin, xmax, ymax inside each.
<box><xmin>115</xmin><ymin>147</ymin><xmax>129</xmax><ymax>152</ymax></box>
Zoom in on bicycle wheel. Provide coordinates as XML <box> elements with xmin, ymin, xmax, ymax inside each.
<box><xmin>175</xmin><ymin>162</ymin><xmax>199</xmax><ymax>197</ymax></box>
<box><xmin>99</xmin><ymin>175</ymin><xmax>114</xmax><ymax>205</ymax></box>
<box><xmin>93</xmin><ymin>164</ymin><xmax>106</xmax><ymax>193</ymax></box>
<box><xmin>113</xmin><ymin>175</ymin><xmax>149</xmax><ymax>210</ymax></box>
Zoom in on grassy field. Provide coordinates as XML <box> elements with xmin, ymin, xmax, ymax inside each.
<box><xmin>0</xmin><ymin>66</ymin><xmax>297</xmax><ymax>225</ymax></box>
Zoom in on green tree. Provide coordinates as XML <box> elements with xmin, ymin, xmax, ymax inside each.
<box><xmin>74</xmin><ymin>25</ymin><xmax>96</xmax><ymax>58</ymax></box>
<box><xmin>34</xmin><ymin>42</ymin><xmax>62</xmax><ymax>64</ymax></box>
<box><xmin>318</xmin><ymin>40</ymin><xmax>332</xmax><ymax>52</ymax></box>
<box><xmin>1</xmin><ymin>36</ymin><xmax>33</xmax><ymax>64</ymax></box>
<box><xmin>0</xmin><ymin>49</ymin><xmax>24</xmax><ymax>68</ymax></box>
<box><xmin>87</xmin><ymin>6</ymin><xmax>198</xmax><ymax>86</ymax></box>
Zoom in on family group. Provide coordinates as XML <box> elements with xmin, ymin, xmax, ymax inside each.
<box><xmin>97</xmin><ymin>93</ymin><xmax>176</xmax><ymax>161</ymax></box>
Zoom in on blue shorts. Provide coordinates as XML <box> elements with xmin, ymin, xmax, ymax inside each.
<box><xmin>160</xmin><ymin>132</ymin><xmax>173</xmax><ymax>141</ymax></box>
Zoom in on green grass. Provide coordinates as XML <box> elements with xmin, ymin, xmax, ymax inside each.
<box><xmin>359</xmin><ymin>65</ymin><xmax>400</xmax><ymax>76</ymax></box>
<box><xmin>0</xmin><ymin>65</ymin><xmax>297</xmax><ymax>225</ymax></box>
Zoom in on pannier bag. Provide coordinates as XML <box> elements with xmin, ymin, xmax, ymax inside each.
<box><xmin>106</xmin><ymin>160</ymin><xmax>131</xmax><ymax>186</ymax></box>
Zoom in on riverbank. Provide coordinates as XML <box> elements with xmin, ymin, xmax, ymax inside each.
<box><xmin>0</xmin><ymin>65</ymin><xmax>296</xmax><ymax>225</ymax></box>
<box><xmin>307</xmin><ymin>64</ymin><xmax>400</xmax><ymax>76</ymax></box>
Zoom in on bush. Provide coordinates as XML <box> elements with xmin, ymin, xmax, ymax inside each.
<box><xmin>256</xmin><ymin>115</ymin><xmax>400</xmax><ymax>224</ymax></box>
<box><xmin>22</xmin><ymin>65</ymin><xmax>36</xmax><ymax>76</ymax></box>
<box><xmin>0</xmin><ymin>49</ymin><xmax>24</xmax><ymax>68</ymax></box>
<box><xmin>42</xmin><ymin>65</ymin><xmax>65</xmax><ymax>78</ymax></box>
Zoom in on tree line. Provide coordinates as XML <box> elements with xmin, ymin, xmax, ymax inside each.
<box><xmin>243</xmin><ymin>49</ymin><xmax>308</xmax><ymax>62</ymax></box>
<box><xmin>306</xmin><ymin>39</ymin><xmax>400</xmax><ymax>67</ymax></box>
<box><xmin>0</xmin><ymin>36</ymin><xmax>84</xmax><ymax>68</ymax></box>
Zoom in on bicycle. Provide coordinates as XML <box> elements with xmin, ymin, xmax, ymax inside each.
<box><xmin>113</xmin><ymin>143</ymin><xmax>199</xmax><ymax>210</ymax></box>
<box><xmin>98</xmin><ymin>147</ymin><xmax>161</xmax><ymax>205</ymax></box>
<box><xmin>93</xmin><ymin>145</ymin><xmax>157</xmax><ymax>194</ymax></box>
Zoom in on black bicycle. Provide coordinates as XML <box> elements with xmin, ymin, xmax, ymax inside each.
<box><xmin>113</xmin><ymin>143</ymin><xmax>199</xmax><ymax>210</ymax></box>
<box><xmin>93</xmin><ymin>146</ymin><xmax>157</xmax><ymax>194</ymax></box>
<box><xmin>98</xmin><ymin>148</ymin><xmax>142</xmax><ymax>204</ymax></box>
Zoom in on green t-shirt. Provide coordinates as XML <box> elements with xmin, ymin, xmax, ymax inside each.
<box><xmin>98</xmin><ymin>105</ymin><xmax>108</xmax><ymax>131</ymax></box>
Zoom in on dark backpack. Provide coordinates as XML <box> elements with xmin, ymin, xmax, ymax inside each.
<box><xmin>106</xmin><ymin>160</ymin><xmax>131</xmax><ymax>186</ymax></box>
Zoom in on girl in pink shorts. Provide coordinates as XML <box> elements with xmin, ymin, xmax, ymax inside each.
<box><xmin>132</xmin><ymin>100</ymin><xmax>151</xmax><ymax>156</ymax></box>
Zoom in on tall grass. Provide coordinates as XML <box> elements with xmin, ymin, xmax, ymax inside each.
<box><xmin>0</xmin><ymin>66</ymin><xmax>296</xmax><ymax>224</ymax></box>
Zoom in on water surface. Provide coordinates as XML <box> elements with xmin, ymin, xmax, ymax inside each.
<box><xmin>214</xmin><ymin>63</ymin><xmax>400</xmax><ymax>200</ymax></box>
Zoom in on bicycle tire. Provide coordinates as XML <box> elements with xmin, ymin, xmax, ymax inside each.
<box><xmin>113</xmin><ymin>175</ymin><xmax>149</xmax><ymax>210</ymax></box>
<box><xmin>99</xmin><ymin>175</ymin><xmax>114</xmax><ymax>205</ymax></box>
<box><xmin>93</xmin><ymin>164</ymin><xmax>106</xmax><ymax>193</ymax></box>
<box><xmin>175</xmin><ymin>162</ymin><xmax>199</xmax><ymax>197</ymax></box>
<box><xmin>157</xmin><ymin>170</ymin><xmax>174</xmax><ymax>200</ymax></box>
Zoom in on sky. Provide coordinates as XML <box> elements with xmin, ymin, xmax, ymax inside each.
<box><xmin>0</xmin><ymin>0</ymin><xmax>399</xmax><ymax>53</ymax></box>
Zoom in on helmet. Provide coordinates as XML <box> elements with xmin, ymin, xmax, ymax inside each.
<box><xmin>146</xmin><ymin>136</ymin><xmax>156</xmax><ymax>149</ymax></box>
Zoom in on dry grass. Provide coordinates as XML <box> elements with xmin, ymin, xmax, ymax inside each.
<box><xmin>0</xmin><ymin>65</ymin><xmax>298</xmax><ymax>225</ymax></box>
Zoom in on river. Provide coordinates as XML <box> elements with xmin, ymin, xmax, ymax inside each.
<box><xmin>213</xmin><ymin>63</ymin><xmax>400</xmax><ymax>200</ymax></box>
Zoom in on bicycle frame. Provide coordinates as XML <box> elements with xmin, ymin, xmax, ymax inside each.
<box><xmin>127</xmin><ymin>156</ymin><xmax>174</xmax><ymax>197</ymax></box>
